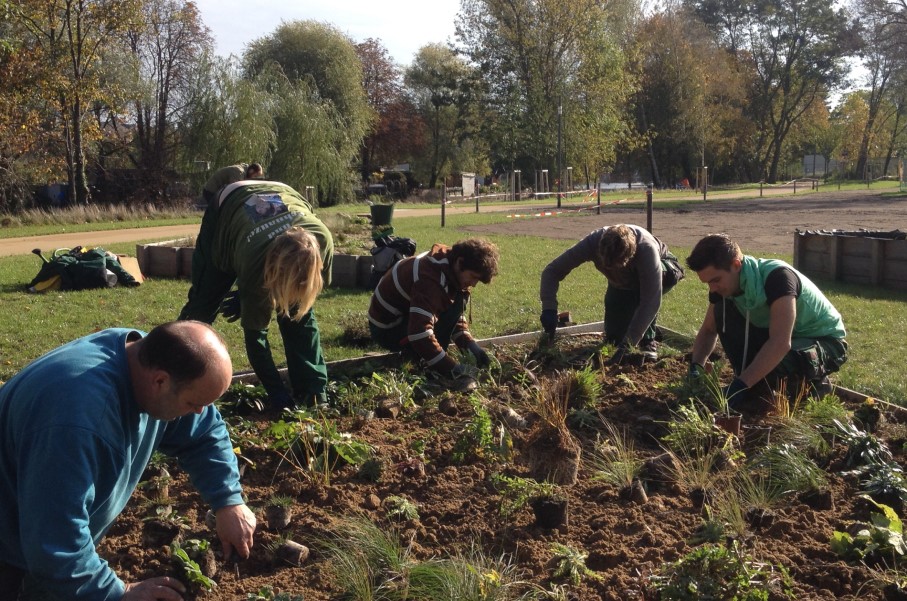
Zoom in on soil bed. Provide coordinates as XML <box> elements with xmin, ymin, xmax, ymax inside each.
<box><xmin>99</xmin><ymin>334</ymin><xmax>905</xmax><ymax>600</ymax></box>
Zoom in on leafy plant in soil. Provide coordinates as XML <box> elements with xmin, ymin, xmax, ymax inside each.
<box><xmin>831</xmin><ymin>496</ymin><xmax>907</xmax><ymax>565</ymax></box>
<box><xmin>662</xmin><ymin>446</ymin><xmax>728</xmax><ymax>508</ymax></box>
<box><xmin>266</xmin><ymin>409</ymin><xmax>373</xmax><ymax>485</ymax></box>
<box><xmin>648</xmin><ymin>540</ymin><xmax>793</xmax><ymax>600</ymax></box>
<box><xmin>549</xmin><ymin>542</ymin><xmax>602</xmax><ymax>586</ymax></box>
<box><xmin>491</xmin><ymin>473</ymin><xmax>561</xmax><ymax>519</ymax></box>
<box><xmin>589</xmin><ymin>420</ymin><xmax>646</xmax><ymax>502</ymax></box>
<box><xmin>836</xmin><ymin>419</ymin><xmax>894</xmax><ymax>468</ymax></box>
<box><xmin>451</xmin><ymin>395</ymin><xmax>499</xmax><ymax>463</ymax></box>
<box><xmin>245</xmin><ymin>586</ymin><xmax>304</xmax><ymax>601</ymax></box>
<box><xmin>661</xmin><ymin>401</ymin><xmax>734</xmax><ymax>457</ymax></box>
<box><xmin>218</xmin><ymin>383</ymin><xmax>268</xmax><ymax>416</ymax></box>
<box><xmin>733</xmin><ymin>470</ymin><xmax>787</xmax><ymax>529</ymax></box>
<box><xmin>384</xmin><ymin>495</ymin><xmax>420</xmax><ymax>522</ymax></box>
<box><xmin>171</xmin><ymin>540</ymin><xmax>216</xmax><ymax>593</ymax></box>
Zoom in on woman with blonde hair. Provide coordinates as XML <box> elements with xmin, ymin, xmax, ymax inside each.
<box><xmin>179</xmin><ymin>180</ymin><xmax>333</xmax><ymax>410</ymax></box>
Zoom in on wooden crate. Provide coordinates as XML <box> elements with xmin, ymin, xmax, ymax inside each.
<box><xmin>793</xmin><ymin>230</ymin><xmax>907</xmax><ymax>290</ymax></box>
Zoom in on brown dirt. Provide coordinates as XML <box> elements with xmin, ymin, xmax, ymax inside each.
<box><xmin>98</xmin><ymin>335</ymin><xmax>901</xmax><ymax>600</ymax></box>
<box><xmin>460</xmin><ymin>188</ymin><xmax>907</xmax><ymax>254</ymax></box>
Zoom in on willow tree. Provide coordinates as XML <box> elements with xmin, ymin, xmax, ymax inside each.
<box><xmin>178</xmin><ymin>55</ymin><xmax>277</xmax><ymax>189</ymax></box>
<box><xmin>243</xmin><ymin>20</ymin><xmax>371</xmax><ymax>201</ymax></box>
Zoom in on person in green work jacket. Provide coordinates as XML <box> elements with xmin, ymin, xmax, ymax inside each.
<box><xmin>686</xmin><ymin>233</ymin><xmax>847</xmax><ymax>412</ymax></box>
<box><xmin>178</xmin><ymin>180</ymin><xmax>333</xmax><ymax>410</ymax></box>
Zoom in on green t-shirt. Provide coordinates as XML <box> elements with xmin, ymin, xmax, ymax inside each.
<box><xmin>212</xmin><ymin>181</ymin><xmax>333</xmax><ymax>330</ymax></box>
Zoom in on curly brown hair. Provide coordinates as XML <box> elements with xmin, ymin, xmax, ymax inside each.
<box><xmin>448</xmin><ymin>238</ymin><xmax>500</xmax><ymax>283</ymax></box>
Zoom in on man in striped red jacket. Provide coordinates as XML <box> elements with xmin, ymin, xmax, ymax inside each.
<box><xmin>368</xmin><ymin>239</ymin><xmax>499</xmax><ymax>390</ymax></box>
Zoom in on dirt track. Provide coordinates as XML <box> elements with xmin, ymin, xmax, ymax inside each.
<box><xmin>1</xmin><ymin>188</ymin><xmax>904</xmax><ymax>257</ymax></box>
<box><xmin>462</xmin><ymin>188</ymin><xmax>907</xmax><ymax>254</ymax></box>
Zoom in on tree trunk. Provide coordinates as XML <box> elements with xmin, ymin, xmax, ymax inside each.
<box><xmin>72</xmin><ymin>96</ymin><xmax>90</xmax><ymax>204</ymax></box>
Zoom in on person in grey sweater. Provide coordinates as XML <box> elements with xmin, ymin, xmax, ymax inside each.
<box><xmin>539</xmin><ymin>224</ymin><xmax>684</xmax><ymax>364</ymax></box>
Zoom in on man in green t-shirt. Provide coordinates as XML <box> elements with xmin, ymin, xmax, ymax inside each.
<box><xmin>686</xmin><ymin>234</ymin><xmax>847</xmax><ymax>411</ymax></box>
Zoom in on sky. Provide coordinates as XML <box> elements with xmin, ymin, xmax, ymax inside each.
<box><xmin>193</xmin><ymin>0</ymin><xmax>462</xmax><ymax>66</ymax></box>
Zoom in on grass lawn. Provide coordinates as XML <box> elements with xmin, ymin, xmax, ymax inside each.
<box><xmin>2</xmin><ymin>189</ymin><xmax>906</xmax><ymax>403</ymax></box>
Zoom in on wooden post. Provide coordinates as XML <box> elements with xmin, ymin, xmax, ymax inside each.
<box><xmin>597</xmin><ymin>175</ymin><xmax>602</xmax><ymax>215</ymax></box>
<box><xmin>829</xmin><ymin>235</ymin><xmax>842</xmax><ymax>281</ymax></box>
<box><xmin>871</xmin><ymin>238</ymin><xmax>884</xmax><ymax>286</ymax></box>
<box><xmin>702</xmin><ymin>167</ymin><xmax>708</xmax><ymax>201</ymax></box>
<box><xmin>646</xmin><ymin>184</ymin><xmax>653</xmax><ymax>233</ymax></box>
<box><xmin>441</xmin><ymin>185</ymin><xmax>446</xmax><ymax>228</ymax></box>
<box><xmin>794</xmin><ymin>180</ymin><xmax>797</xmax><ymax>194</ymax></box>
<box><xmin>760</xmin><ymin>180</ymin><xmax>763</xmax><ymax>197</ymax></box>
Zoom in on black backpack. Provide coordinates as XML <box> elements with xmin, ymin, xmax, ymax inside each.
<box><xmin>368</xmin><ymin>236</ymin><xmax>416</xmax><ymax>289</ymax></box>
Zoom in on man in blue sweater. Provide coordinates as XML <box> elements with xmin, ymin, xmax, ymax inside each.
<box><xmin>0</xmin><ymin>321</ymin><xmax>256</xmax><ymax>600</ymax></box>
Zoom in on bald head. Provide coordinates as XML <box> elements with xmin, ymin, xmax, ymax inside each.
<box><xmin>137</xmin><ymin>321</ymin><xmax>231</xmax><ymax>385</ymax></box>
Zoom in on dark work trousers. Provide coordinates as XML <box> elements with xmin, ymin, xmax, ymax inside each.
<box><xmin>603</xmin><ymin>260</ymin><xmax>681</xmax><ymax>345</ymax></box>
<box><xmin>0</xmin><ymin>562</ymin><xmax>22</xmax><ymax>601</ymax></box>
<box><xmin>369</xmin><ymin>291</ymin><xmax>466</xmax><ymax>354</ymax></box>
<box><xmin>713</xmin><ymin>299</ymin><xmax>848</xmax><ymax>383</ymax></box>
<box><xmin>178</xmin><ymin>189</ymin><xmax>235</xmax><ymax>323</ymax></box>
<box><xmin>244</xmin><ymin>308</ymin><xmax>328</xmax><ymax>398</ymax></box>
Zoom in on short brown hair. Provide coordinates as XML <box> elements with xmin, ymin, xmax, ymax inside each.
<box><xmin>448</xmin><ymin>239</ymin><xmax>500</xmax><ymax>283</ymax></box>
<box><xmin>246</xmin><ymin>163</ymin><xmax>263</xmax><ymax>178</ymax></box>
<box><xmin>686</xmin><ymin>234</ymin><xmax>743</xmax><ymax>272</ymax></box>
<box><xmin>598</xmin><ymin>225</ymin><xmax>637</xmax><ymax>268</ymax></box>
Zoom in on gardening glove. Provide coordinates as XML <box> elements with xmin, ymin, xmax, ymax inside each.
<box><xmin>606</xmin><ymin>343</ymin><xmax>629</xmax><ymax>366</ymax></box>
<box><xmin>220</xmin><ymin>290</ymin><xmax>242</xmax><ymax>323</ymax></box>
<box><xmin>540</xmin><ymin>309</ymin><xmax>558</xmax><ymax>336</ymax></box>
<box><xmin>448</xmin><ymin>363</ymin><xmax>479</xmax><ymax>392</ymax></box>
<box><xmin>466</xmin><ymin>340</ymin><xmax>491</xmax><ymax>368</ymax></box>
<box><xmin>688</xmin><ymin>362</ymin><xmax>705</xmax><ymax>380</ymax></box>
<box><xmin>724</xmin><ymin>377</ymin><xmax>749</xmax><ymax>411</ymax></box>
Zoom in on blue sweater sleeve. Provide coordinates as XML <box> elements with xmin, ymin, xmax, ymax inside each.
<box><xmin>158</xmin><ymin>405</ymin><xmax>244</xmax><ymax>509</ymax></box>
<box><xmin>16</xmin><ymin>425</ymin><xmax>126</xmax><ymax>600</ymax></box>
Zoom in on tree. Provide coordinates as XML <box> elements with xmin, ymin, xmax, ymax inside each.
<box><xmin>629</xmin><ymin>5</ymin><xmax>745</xmax><ymax>186</ymax></box>
<box><xmin>243</xmin><ymin>20</ymin><xmax>372</xmax><ymax>201</ymax></box>
<box><xmin>123</xmin><ymin>0</ymin><xmax>211</xmax><ymax>197</ymax></box>
<box><xmin>687</xmin><ymin>0</ymin><xmax>858</xmax><ymax>182</ymax></box>
<box><xmin>456</xmin><ymin>0</ymin><xmax>638</xmax><ymax>188</ymax></box>
<box><xmin>11</xmin><ymin>0</ymin><xmax>141</xmax><ymax>204</ymax></box>
<box><xmin>178</xmin><ymin>55</ymin><xmax>276</xmax><ymax>189</ymax></box>
<box><xmin>404</xmin><ymin>44</ymin><xmax>478</xmax><ymax>189</ymax></box>
<box><xmin>355</xmin><ymin>38</ymin><xmax>402</xmax><ymax>182</ymax></box>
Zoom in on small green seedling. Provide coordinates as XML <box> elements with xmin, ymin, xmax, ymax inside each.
<box><xmin>171</xmin><ymin>540</ymin><xmax>215</xmax><ymax>592</ymax></box>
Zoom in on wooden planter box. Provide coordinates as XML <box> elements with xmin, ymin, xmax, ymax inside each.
<box><xmin>793</xmin><ymin>229</ymin><xmax>907</xmax><ymax>290</ymax></box>
<box><xmin>136</xmin><ymin>238</ymin><xmax>373</xmax><ymax>288</ymax></box>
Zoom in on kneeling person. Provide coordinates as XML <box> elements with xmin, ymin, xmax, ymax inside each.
<box><xmin>368</xmin><ymin>239</ymin><xmax>499</xmax><ymax>390</ymax></box>
<box><xmin>539</xmin><ymin>224</ymin><xmax>684</xmax><ymax>364</ymax></box>
<box><xmin>686</xmin><ymin>233</ymin><xmax>847</xmax><ymax>411</ymax></box>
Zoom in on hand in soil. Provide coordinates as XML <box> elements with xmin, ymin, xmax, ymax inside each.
<box><xmin>215</xmin><ymin>504</ymin><xmax>256</xmax><ymax>559</ymax></box>
<box><xmin>123</xmin><ymin>576</ymin><xmax>186</xmax><ymax>600</ymax></box>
